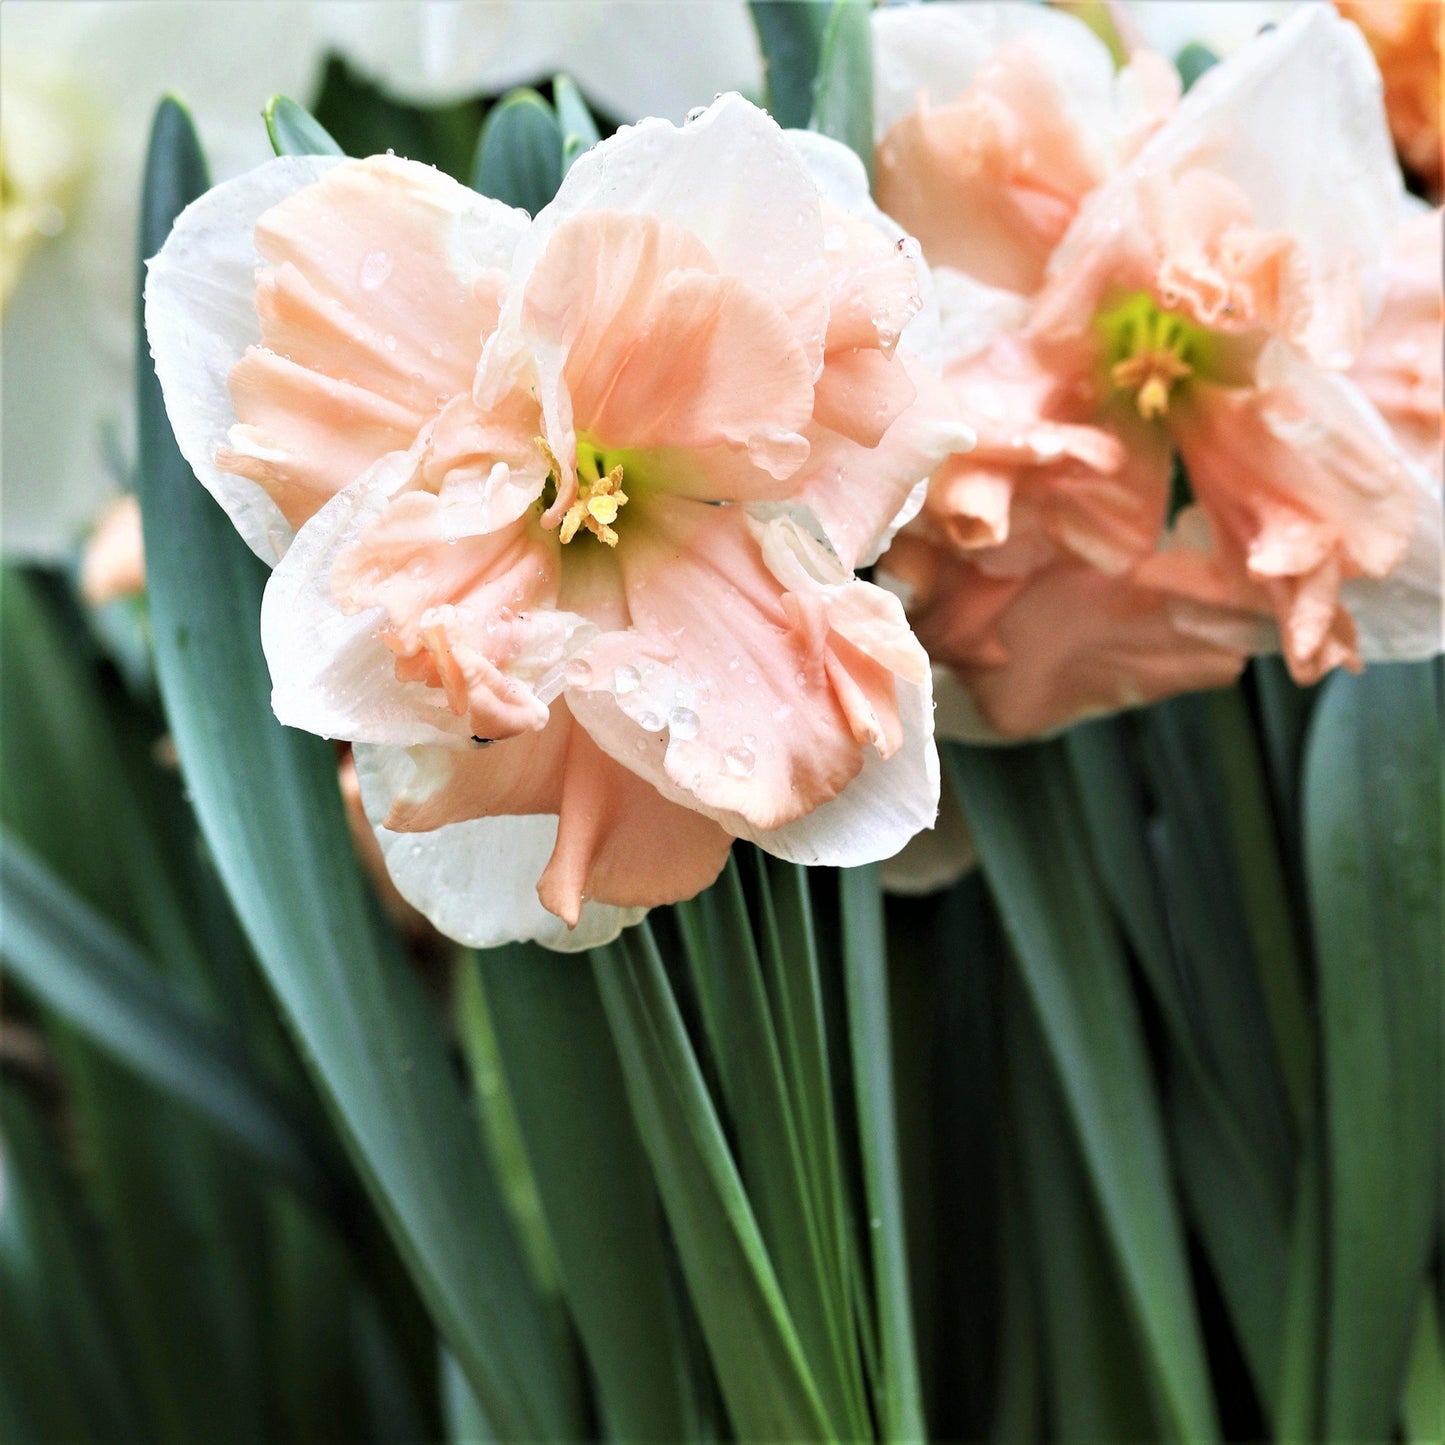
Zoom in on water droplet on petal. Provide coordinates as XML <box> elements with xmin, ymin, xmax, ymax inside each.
<box><xmin>359</xmin><ymin>249</ymin><xmax>393</xmax><ymax>290</ymax></box>
<box><xmin>668</xmin><ymin>706</ymin><xmax>700</xmax><ymax>740</ymax></box>
<box><xmin>637</xmin><ymin>709</ymin><xmax>664</xmax><ymax>732</ymax></box>
<box><xmin>725</xmin><ymin>745</ymin><xmax>756</xmax><ymax>777</ymax></box>
<box><xmin>565</xmin><ymin>658</ymin><xmax>593</xmax><ymax>687</ymax></box>
<box><xmin>614</xmin><ymin>665</ymin><xmax>641</xmax><ymax>695</ymax></box>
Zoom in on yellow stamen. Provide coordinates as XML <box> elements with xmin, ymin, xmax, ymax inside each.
<box><xmin>1097</xmin><ymin>292</ymin><xmax>1207</xmax><ymax>421</ymax></box>
<box><xmin>558</xmin><ymin>458</ymin><xmax>629</xmax><ymax>548</ymax></box>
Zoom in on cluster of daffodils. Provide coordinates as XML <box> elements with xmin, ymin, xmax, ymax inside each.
<box><xmin>871</xmin><ymin>3</ymin><xmax>1443</xmax><ymax>739</ymax></box>
<box><xmin>145</xmin><ymin>3</ymin><xmax>1443</xmax><ymax>946</ymax></box>
<box><xmin>147</xmin><ymin>98</ymin><xmax>971</xmax><ymax>947</ymax></box>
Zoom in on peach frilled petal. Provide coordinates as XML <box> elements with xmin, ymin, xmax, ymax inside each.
<box><xmin>372</xmin><ymin>701</ymin><xmax>733</xmax><ymax>928</ymax></box>
<box><xmin>898</xmin><ymin>542</ymin><xmax>1249</xmax><ymax>740</ymax></box>
<box><xmin>521</xmin><ymin>209</ymin><xmax>815</xmax><ymax>496</ymax></box>
<box><xmin>512</xmin><ymin>93</ymin><xmax>830</xmax><ymax>381</ymax></box>
<box><xmin>924</xmin><ymin>329</ymin><xmax>1171</xmax><ymax>572</ymax></box>
<box><xmin>261</xmin><ymin>442</ymin><xmax>589</xmax><ymax>749</ymax></box>
<box><xmin>1122</xmin><ymin>4</ymin><xmax>1402</xmax><ymax>358</ymax></box>
<box><xmin>797</xmin><ymin>351</ymin><xmax>977</xmax><ymax>571</ymax></box>
<box><xmin>1350</xmin><ymin>206</ymin><xmax>1444</xmax><ymax>478</ymax></box>
<box><xmin>564</xmin><ymin>505</ymin><xmax>937</xmax><ymax>862</ymax></box>
<box><xmin>145</xmin><ymin>154</ymin><xmax>341</xmax><ymax>564</ymax></box>
<box><xmin>871</xmin><ymin>4</ymin><xmax>1173</xmax><ymax>297</ymax></box>
<box><xmin>1160</xmin><ymin>364</ymin><xmax>1418</xmax><ymax>681</ymax></box>
<box><xmin>353</xmin><ymin>741</ymin><xmax>645</xmax><ymax>951</ymax></box>
<box><xmin>216</xmin><ymin>155</ymin><xmax>524</xmax><ymax>532</ymax></box>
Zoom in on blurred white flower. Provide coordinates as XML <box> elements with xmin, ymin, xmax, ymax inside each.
<box><xmin>1121</xmin><ymin>0</ymin><xmax>1304</xmax><ymax>59</ymax></box>
<box><xmin>0</xmin><ymin>0</ymin><xmax>759</xmax><ymax>561</ymax></box>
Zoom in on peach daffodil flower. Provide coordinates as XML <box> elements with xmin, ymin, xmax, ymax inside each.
<box><xmin>870</xmin><ymin>3</ymin><xmax>1443</xmax><ymax>741</ymax></box>
<box><xmin>146</xmin><ymin>95</ymin><xmax>971</xmax><ymax>948</ymax></box>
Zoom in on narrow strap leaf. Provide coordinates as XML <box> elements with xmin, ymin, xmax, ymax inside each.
<box><xmin>590</xmin><ymin>923</ymin><xmax>835</xmax><ymax>1440</ymax></box>
<box><xmin>1304</xmin><ymin>660</ymin><xmax>1442</xmax><ymax>1440</ymax></box>
<box><xmin>750</xmin><ymin>0</ymin><xmax>832</xmax><ymax>129</ymax></box>
<box><xmin>811</xmin><ymin>0</ymin><xmax>873</xmax><ymax>177</ymax></box>
<box><xmin>2</xmin><ymin>832</ymin><xmax>334</xmax><ymax>1209</ymax></box>
<box><xmin>264</xmin><ymin>94</ymin><xmax>343</xmax><ymax>157</ymax></box>
<box><xmin>135</xmin><ymin>98</ymin><xmax>571</xmax><ymax>1441</ymax></box>
<box><xmin>471</xmin><ymin>89</ymin><xmax>563</xmax><ymax>214</ymax></box>
<box><xmin>839</xmin><ymin>864</ymin><xmax>927</xmax><ymax>1441</ymax></box>
<box><xmin>948</xmin><ymin>742</ymin><xmax>1220</xmax><ymax>1444</ymax></box>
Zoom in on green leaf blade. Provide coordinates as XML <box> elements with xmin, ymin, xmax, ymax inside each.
<box><xmin>135</xmin><ymin>98</ymin><xmax>569</xmax><ymax>1441</ymax></box>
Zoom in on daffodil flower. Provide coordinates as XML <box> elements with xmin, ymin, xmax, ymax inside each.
<box><xmin>146</xmin><ymin>95</ymin><xmax>971</xmax><ymax>948</ymax></box>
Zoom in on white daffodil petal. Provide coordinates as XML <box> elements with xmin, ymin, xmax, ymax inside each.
<box><xmin>1344</xmin><ymin>456</ymin><xmax>1445</xmax><ymax>663</ymax></box>
<box><xmin>880</xmin><ymin>768</ymin><xmax>978</xmax><ymax>896</ymax></box>
<box><xmin>260</xmin><ymin>450</ymin><xmax>476</xmax><ymax>748</ymax></box>
<box><xmin>353</xmin><ymin>741</ymin><xmax>643</xmax><ymax>951</ymax></box>
<box><xmin>871</xmin><ymin>1</ymin><xmax>1120</xmax><ymax>155</ymax></box>
<box><xmin>143</xmin><ymin>153</ymin><xmax>341</xmax><ymax>566</ymax></box>
<box><xmin>1134</xmin><ymin>4</ymin><xmax>1402</xmax><ymax>343</ymax></box>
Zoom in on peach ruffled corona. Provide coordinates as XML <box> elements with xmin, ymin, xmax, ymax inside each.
<box><xmin>146</xmin><ymin>96</ymin><xmax>970</xmax><ymax>948</ymax></box>
<box><xmin>871</xmin><ymin>2</ymin><xmax>1444</xmax><ymax>740</ymax></box>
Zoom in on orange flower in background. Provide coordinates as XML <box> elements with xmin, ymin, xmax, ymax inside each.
<box><xmin>871</xmin><ymin>3</ymin><xmax>1443</xmax><ymax>740</ymax></box>
<box><xmin>147</xmin><ymin>96</ymin><xmax>970</xmax><ymax>948</ymax></box>
<box><xmin>1335</xmin><ymin>0</ymin><xmax>1443</xmax><ymax>196</ymax></box>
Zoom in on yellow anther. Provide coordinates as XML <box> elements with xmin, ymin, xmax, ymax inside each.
<box><xmin>1097</xmin><ymin>292</ymin><xmax>1206</xmax><ymax>421</ymax></box>
<box><xmin>1111</xmin><ymin>349</ymin><xmax>1193</xmax><ymax>419</ymax></box>
<box><xmin>560</xmin><ymin>461</ymin><xmax>629</xmax><ymax>548</ymax></box>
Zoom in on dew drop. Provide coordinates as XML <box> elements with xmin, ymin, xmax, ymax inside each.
<box><xmin>725</xmin><ymin>744</ymin><xmax>756</xmax><ymax>777</ymax></box>
<box><xmin>637</xmin><ymin>709</ymin><xmax>664</xmax><ymax>732</ymax></box>
<box><xmin>614</xmin><ymin>664</ymin><xmax>641</xmax><ymax>695</ymax></box>
<box><xmin>565</xmin><ymin>657</ymin><xmax>593</xmax><ymax>687</ymax></box>
<box><xmin>668</xmin><ymin>706</ymin><xmax>700</xmax><ymax>740</ymax></box>
<box><xmin>359</xmin><ymin>249</ymin><xmax>393</xmax><ymax>290</ymax></box>
<box><xmin>794</xmin><ymin>670</ymin><xmax>808</xmax><ymax>687</ymax></box>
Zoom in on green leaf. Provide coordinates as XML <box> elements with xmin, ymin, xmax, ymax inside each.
<box><xmin>1175</xmin><ymin>42</ymin><xmax>1220</xmax><ymax>91</ymax></box>
<box><xmin>264</xmin><ymin>94</ymin><xmax>343</xmax><ymax>157</ymax></box>
<box><xmin>1402</xmin><ymin>1291</ymin><xmax>1444</xmax><ymax>1444</ymax></box>
<box><xmin>475</xmin><ymin>945</ymin><xmax>694</xmax><ymax>1441</ymax></box>
<box><xmin>1</xmin><ymin>832</ymin><xmax>335</xmax><ymax>1209</ymax></box>
<box><xmin>947</xmin><ymin>742</ymin><xmax>1219</xmax><ymax>1444</ymax></box>
<box><xmin>590</xmin><ymin>923</ymin><xmax>834</xmax><ymax>1440</ymax></box>
<box><xmin>471</xmin><ymin>89</ymin><xmax>563</xmax><ymax>214</ymax></box>
<box><xmin>1005</xmin><ymin>981</ymin><xmax>1158</xmax><ymax>1442</ymax></box>
<box><xmin>0</xmin><ymin>1083</ymin><xmax>149</xmax><ymax>1443</ymax></box>
<box><xmin>135</xmin><ymin>98</ymin><xmax>570</xmax><ymax>1440</ymax></box>
<box><xmin>676</xmin><ymin>859</ymin><xmax>870</xmax><ymax>1438</ymax></box>
<box><xmin>551</xmin><ymin>74</ymin><xmax>600</xmax><ymax>170</ymax></box>
<box><xmin>1303</xmin><ymin>660</ymin><xmax>1442</xmax><ymax>1440</ymax></box>
<box><xmin>750</xmin><ymin>0</ymin><xmax>832</xmax><ymax>129</ymax></box>
<box><xmin>838</xmin><ymin>865</ymin><xmax>926</xmax><ymax>1440</ymax></box>
<box><xmin>810</xmin><ymin>0</ymin><xmax>873</xmax><ymax>178</ymax></box>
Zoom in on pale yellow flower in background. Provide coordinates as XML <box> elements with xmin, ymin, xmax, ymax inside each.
<box><xmin>0</xmin><ymin>0</ymin><xmax>759</xmax><ymax>562</ymax></box>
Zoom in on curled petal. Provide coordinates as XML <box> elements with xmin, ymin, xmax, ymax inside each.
<box><xmin>522</xmin><ymin>209</ymin><xmax>815</xmax><ymax>499</ymax></box>
<box><xmin>217</xmin><ymin>155</ymin><xmax>526</xmax><ymax>531</ymax></box>
<box><xmin>353</xmin><ymin>741</ymin><xmax>645</xmax><ymax>951</ymax></box>
<box><xmin>567</xmin><ymin>505</ymin><xmax>936</xmax><ymax>864</ymax></box>
<box><xmin>370</xmin><ymin>703</ymin><xmax>732</xmax><ymax>927</ymax></box>
<box><xmin>145</xmin><ymin>153</ymin><xmax>340</xmax><ymax>564</ymax></box>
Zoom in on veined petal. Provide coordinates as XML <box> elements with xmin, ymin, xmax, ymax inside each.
<box><xmin>1166</xmin><ymin>358</ymin><xmax>1418</xmax><ymax>681</ymax></box>
<box><xmin>145</xmin><ymin>153</ymin><xmax>340</xmax><ymax>564</ymax></box>
<box><xmin>366</xmin><ymin>703</ymin><xmax>732</xmax><ymax>929</ymax></box>
<box><xmin>521</xmin><ymin>209</ymin><xmax>815</xmax><ymax>491</ymax></box>
<box><xmin>1128</xmin><ymin>3</ymin><xmax>1402</xmax><ymax>357</ymax></box>
<box><xmin>261</xmin><ymin>448</ymin><xmax>475</xmax><ymax>748</ymax></box>
<box><xmin>353</xmin><ymin>741</ymin><xmax>645</xmax><ymax>951</ymax></box>
<box><xmin>566</xmin><ymin>505</ymin><xmax>937</xmax><ymax>863</ymax></box>
<box><xmin>217</xmin><ymin>155</ymin><xmax>527</xmax><ymax>531</ymax></box>
<box><xmin>514</xmin><ymin>93</ymin><xmax>829</xmax><ymax>379</ymax></box>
